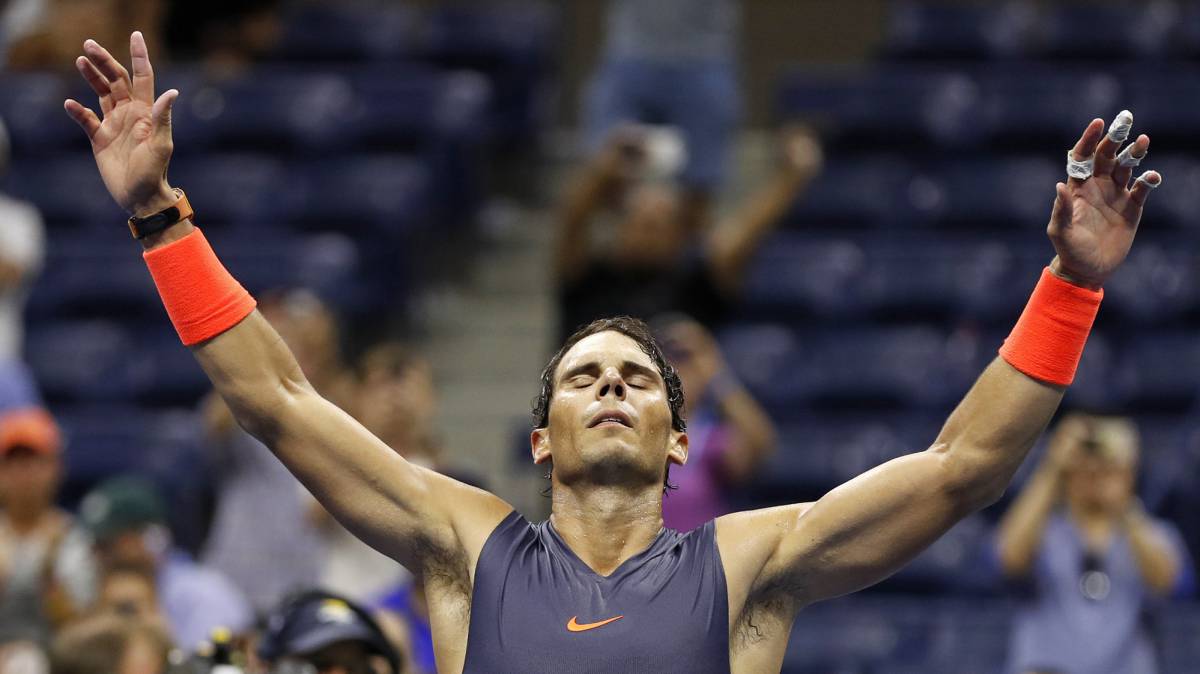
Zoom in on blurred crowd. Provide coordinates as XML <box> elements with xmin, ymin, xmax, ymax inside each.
<box><xmin>0</xmin><ymin>1</ymin><xmax>1196</xmax><ymax>674</ymax></box>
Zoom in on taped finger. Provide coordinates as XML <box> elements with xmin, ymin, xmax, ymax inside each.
<box><xmin>1106</xmin><ymin>110</ymin><xmax>1133</xmax><ymax>144</ymax></box>
<box><xmin>1066</xmin><ymin>150</ymin><xmax>1095</xmax><ymax>180</ymax></box>
<box><xmin>1117</xmin><ymin>143</ymin><xmax>1145</xmax><ymax>168</ymax></box>
<box><xmin>1130</xmin><ymin>170</ymin><xmax>1161</xmax><ymax>207</ymax></box>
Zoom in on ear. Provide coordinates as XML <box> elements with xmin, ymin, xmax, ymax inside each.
<box><xmin>667</xmin><ymin>430</ymin><xmax>688</xmax><ymax>467</ymax></box>
<box><xmin>531</xmin><ymin>428</ymin><xmax>552</xmax><ymax>465</ymax></box>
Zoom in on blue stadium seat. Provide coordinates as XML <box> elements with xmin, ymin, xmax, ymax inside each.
<box><xmin>173</xmin><ymin>70</ymin><xmax>354</xmax><ymax>153</ymax></box>
<box><xmin>270</xmin><ymin>3</ymin><xmax>417</xmax><ymax>62</ymax></box>
<box><xmin>168</xmin><ymin>153</ymin><xmax>290</xmax><ymax>225</ymax></box>
<box><xmin>738</xmin><ymin>237</ymin><xmax>868</xmax><ymax>320</ymax></box>
<box><xmin>0</xmin><ymin>73</ymin><xmax>88</xmax><ymax>156</ymax></box>
<box><xmin>977</xmin><ymin>68</ymin><xmax>1123</xmax><ymax>151</ymax></box>
<box><xmin>780</xmin><ymin>156</ymin><xmax>915</xmax><ymax>228</ymax></box>
<box><xmin>5</xmin><ymin>155</ymin><xmax>126</xmax><ymax>227</ymax></box>
<box><xmin>26</xmin><ymin>242</ymin><xmax>162</xmax><ymax>324</ymax></box>
<box><xmin>416</xmin><ymin>2</ymin><xmax>558</xmax><ymax>144</ymax></box>
<box><xmin>343</xmin><ymin>66</ymin><xmax>492</xmax><ymax>219</ymax></box>
<box><xmin>1033</xmin><ymin>3</ymin><xmax>1177</xmax><ymax>61</ymax></box>
<box><xmin>291</xmin><ymin>156</ymin><xmax>431</xmax><ymax>234</ymax></box>
<box><xmin>26</xmin><ymin>320</ymin><xmax>209</xmax><ymax>406</ymax></box>
<box><xmin>883</xmin><ymin>1</ymin><xmax>1035</xmax><ymax>61</ymax></box>
<box><xmin>785</xmin><ymin>596</ymin><xmax>1011</xmax><ymax>673</ymax></box>
<box><xmin>776</xmin><ymin>68</ymin><xmax>983</xmax><ymax>151</ymax></box>
<box><xmin>1102</xmin><ymin>238</ymin><xmax>1200</xmax><ymax>324</ymax></box>
<box><xmin>1126</xmin><ymin>75</ymin><xmax>1200</xmax><ymax>154</ymax></box>
<box><xmin>932</xmin><ymin>157</ymin><xmax>1061</xmax><ymax>229</ymax></box>
<box><xmin>1119</xmin><ymin>333</ymin><xmax>1200</xmax><ymax>411</ymax></box>
<box><xmin>25</xmin><ymin>320</ymin><xmax>137</xmax><ymax>403</ymax></box>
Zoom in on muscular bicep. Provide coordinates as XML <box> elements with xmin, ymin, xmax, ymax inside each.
<box><xmin>762</xmin><ymin>446</ymin><xmax>969</xmax><ymax>605</ymax></box>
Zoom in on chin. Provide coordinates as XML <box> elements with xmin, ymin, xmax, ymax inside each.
<box><xmin>578</xmin><ymin>440</ymin><xmax>660</xmax><ymax>486</ymax></box>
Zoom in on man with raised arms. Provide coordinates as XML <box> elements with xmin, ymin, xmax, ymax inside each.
<box><xmin>64</xmin><ymin>32</ymin><xmax>1161</xmax><ymax>674</ymax></box>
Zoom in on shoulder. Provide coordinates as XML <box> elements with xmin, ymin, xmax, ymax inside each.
<box><xmin>715</xmin><ymin>504</ymin><xmax>815</xmax><ymax>593</ymax></box>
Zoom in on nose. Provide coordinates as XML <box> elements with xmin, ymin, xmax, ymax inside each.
<box><xmin>596</xmin><ymin>368</ymin><xmax>626</xmax><ymax>401</ymax></box>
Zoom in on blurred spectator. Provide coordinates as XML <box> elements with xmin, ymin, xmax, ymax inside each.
<box><xmin>652</xmin><ymin>314</ymin><xmax>776</xmax><ymax>532</ymax></box>
<box><xmin>202</xmin><ymin>290</ymin><xmax>352</xmax><ymax>614</ymax></box>
<box><xmin>583</xmin><ymin>0</ymin><xmax>741</xmax><ymax>230</ymax></box>
<box><xmin>556</xmin><ymin>126</ymin><xmax>821</xmax><ymax>343</ymax></box>
<box><xmin>0</xmin><ymin>118</ymin><xmax>45</xmax><ymax>363</ymax></box>
<box><xmin>1</xmin><ymin>0</ymin><xmax>162</xmax><ymax>71</ymax></box>
<box><xmin>0</xmin><ymin>408</ymin><xmax>95</xmax><ymax>648</ymax></box>
<box><xmin>258</xmin><ymin>590</ymin><xmax>404</xmax><ymax>674</ymax></box>
<box><xmin>79</xmin><ymin>476</ymin><xmax>252</xmax><ymax>653</ymax></box>
<box><xmin>375</xmin><ymin>583</ymin><xmax>432</xmax><ymax>674</ymax></box>
<box><xmin>164</xmin><ymin>0</ymin><xmax>280</xmax><ymax>73</ymax></box>
<box><xmin>309</xmin><ymin>342</ymin><xmax>441</xmax><ymax>605</ymax></box>
<box><xmin>97</xmin><ymin>561</ymin><xmax>167</xmax><ymax>630</ymax></box>
<box><xmin>49</xmin><ymin>613</ymin><xmax>170</xmax><ymax>674</ymax></box>
<box><xmin>996</xmin><ymin>413</ymin><xmax>1195</xmax><ymax>674</ymax></box>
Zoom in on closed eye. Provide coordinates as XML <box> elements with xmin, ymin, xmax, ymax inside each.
<box><xmin>570</xmin><ymin>376</ymin><xmax>596</xmax><ymax>388</ymax></box>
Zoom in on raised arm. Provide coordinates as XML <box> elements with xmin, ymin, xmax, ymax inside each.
<box><xmin>722</xmin><ymin>112</ymin><xmax>1162</xmax><ymax>607</ymax></box>
<box><xmin>63</xmin><ymin>33</ymin><xmax>512</xmax><ymax>573</ymax></box>
<box><xmin>706</xmin><ymin>127</ymin><xmax>821</xmax><ymax>295</ymax></box>
<box><xmin>554</xmin><ymin>129</ymin><xmax>642</xmax><ymax>283</ymax></box>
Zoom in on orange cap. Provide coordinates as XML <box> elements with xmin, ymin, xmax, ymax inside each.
<box><xmin>0</xmin><ymin>408</ymin><xmax>62</xmax><ymax>456</ymax></box>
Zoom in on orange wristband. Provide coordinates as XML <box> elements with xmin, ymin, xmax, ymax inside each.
<box><xmin>143</xmin><ymin>228</ymin><xmax>256</xmax><ymax>346</ymax></box>
<box><xmin>999</xmin><ymin>267</ymin><xmax>1102</xmax><ymax>387</ymax></box>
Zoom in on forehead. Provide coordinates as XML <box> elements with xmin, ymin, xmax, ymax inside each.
<box><xmin>556</xmin><ymin>331</ymin><xmax>657</xmax><ymax>379</ymax></box>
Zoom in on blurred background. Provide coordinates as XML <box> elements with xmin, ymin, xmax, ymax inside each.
<box><xmin>0</xmin><ymin>0</ymin><xmax>1198</xmax><ymax>672</ymax></box>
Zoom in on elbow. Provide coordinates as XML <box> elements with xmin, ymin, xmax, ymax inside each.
<box><xmin>935</xmin><ymin>442</ymin><xmax>1010</xmax><ymax>514</ymax></box>
<box><xmin>226</xmin><ymin>375</ymin><xmax>313</xmax><ymax>444</ymax></box>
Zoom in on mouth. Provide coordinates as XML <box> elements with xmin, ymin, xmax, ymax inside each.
<box><xmin>588</xmin><ymin>410</ymin><xmax>633</xmax><ymax>429</ymax></box>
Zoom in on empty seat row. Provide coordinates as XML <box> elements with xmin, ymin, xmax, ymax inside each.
<box><xmin>0</xmin><ymin>65</ymin><xmax>492</xmax><ymax>157</ymax></box>
<box><xmin>718</xmin><ymin>322</ymin><xmax>1200</xmax><ymax>413</ymax></box>
<box><xmin>884</xmin><ymin>1</ymin><xmax>1200</xmax><ymax>62</ymax></box>
<box><xmin>6</xmin><ymin>153</ymin><xmax>435</xmax><ymax>232</ymax></box>
<box><xmin>777</xmin><ymin>153</ymin><xmax>1198</xmax><ymax>232</ymax></box>
<box><xmin>739</xmin><ymin>234</ymin><xmax>1200</xmax><ymax>326</ymax></box>
<box><xmin>778</xmin><ymin>65</ymin><xmax>1200</xmax><ymax>153</ymax></box>
<box><xmin>26</xmin><ymin>231</ymin><xmax>391</xmax><ymax>326</ymax></box>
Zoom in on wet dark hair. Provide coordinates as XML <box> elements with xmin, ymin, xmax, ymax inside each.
<box><xmin>531</xmin><ymin>316</ymin><xmax>686</xmax><ymax>493</ymax></box>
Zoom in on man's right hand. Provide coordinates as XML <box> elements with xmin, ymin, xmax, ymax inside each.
<box><xmin>63</xmin><ymin>31</ymin><xmax>179</xmax><ymax>218</ymax></box>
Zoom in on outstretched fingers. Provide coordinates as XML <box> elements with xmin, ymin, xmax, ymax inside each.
<box><xmin>1129</xmin><ymin>170</ymin><xmax>1161</xmax><ymax>209</ymax></box>
<box><xmin>75</xmin><ymin>56</ymin><xmax>114</xmax><ymax>115</ymax></box>
<box><xmin>83</xmin><ymin>39</ymin><xmax>131</xmax><ymax>101</ymax></box>
<box><xmin>63</xmin><ymin>99</ymin><xmax>102</xmax><ymax>141</ymax></box>
<box><xmin>151</xmin><ymin>88</ymin><xmax>179</xmax><ymax>140</ymax></box>
<box><xmin>1093</xmin><ymin>110</ymin><xmax>1132</xmax><ymax>175</ymax></box>
<box><xmin>1067</xmin><ymin>118</ymin><xmax>1105</xmax><ymax>186</ymax></box>
<box><xmin>1047</xmin><ymin>181</ymin><xmax>1073</xmax><ymax>239</ymax></box>
<box><xmin>1112</xmin><ymin>134</ymin><xmax>1149</xmax><ymax>188</ymax></box>
<box><xmin>129</xmin><ymin>31</ymin><xmax>155</xmax><ymax>103</ymax></box>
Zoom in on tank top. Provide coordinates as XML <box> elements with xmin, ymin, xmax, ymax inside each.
<box><xmin>462</xmin><ymin>510</ymin><xmax>730</xmax><ymax>673</ymax></box>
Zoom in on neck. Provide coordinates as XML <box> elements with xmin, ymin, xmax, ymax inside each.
<box><xmin>549</xmin><ymin>482</ymin><xmax>665</xmax><ymax>577</ymax></box>
<box><xmin>4</xmin><ymin>505</ymin><xmax>52</xmax><ymax>536</ymax></box>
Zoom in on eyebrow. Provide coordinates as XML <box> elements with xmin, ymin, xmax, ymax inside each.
<box><xmin>559</xmin><ymin>359</ymin><xmax>661</xmax><ymax>384</ymax></box>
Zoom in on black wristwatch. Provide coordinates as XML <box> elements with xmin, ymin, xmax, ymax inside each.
<box><xmin>127</xmin><ymin>189</ymin><xmax>194</xmax><ymax>239</ymax></box>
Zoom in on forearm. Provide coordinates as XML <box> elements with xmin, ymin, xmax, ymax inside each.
<box><xmin>709</xmin><ymin>167</ymin><xmax>811</xmax><ymax>291</ymax></box>
<box><xmin>715</xmin><ymin>385</ymin><xmax>778</xmax><ymax>483</ymax></box>
<box><xmin>555</xmin><ymin>163</ymin><xmax>620</xmax><ymax>279</ymax></box>
<box><xmin>995</xmin><ymin>464</ymin><xmax>1060</xmax><ymax>576</ymax></box>
<box><xmin>1124</xmin><ymin>505</ymin><xmax>1181</xmax><ymax>595</ymax></box>
<box><xmin>934</xmin><ymin>358</ymin><xmax>1063</xmax><ymax>510</ymax></box>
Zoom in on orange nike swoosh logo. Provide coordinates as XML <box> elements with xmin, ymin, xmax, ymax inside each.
<box><xmin>566</xmin><ymin>615</ymin><xmax>624</xmax><ymax>632</ymax></box>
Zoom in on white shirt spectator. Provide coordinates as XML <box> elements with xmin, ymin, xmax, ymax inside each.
<box><xmin>0</xmin><ymin>194</ymin><xmax>44</xmax><ymax>361</ymax></box>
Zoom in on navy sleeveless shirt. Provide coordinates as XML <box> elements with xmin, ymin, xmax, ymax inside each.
<box><xmin>462</xmin><ymin>511</ymin><xmax>731</xmax><ymax>673</ymax></box>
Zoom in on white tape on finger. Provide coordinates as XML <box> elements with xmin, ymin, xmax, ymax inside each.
<box><xmin>1066</xmin><ymin>150</ymin><xmax>1095</xmax><ymax>180</ymax></box>
<box><xmin>1117</xmin><ymin>143</ymin><xmax>1145</xmax><ymax>168</ymax></box>
<box><xmin>1135</xmin><ymin>171</ymin><xmax>1161</xmax><ymax>189</ymax></box>
<box><xmin>1107</xmin><ymin>109</ymin><xmax>1133</xmax><ymax>144</ymax></box>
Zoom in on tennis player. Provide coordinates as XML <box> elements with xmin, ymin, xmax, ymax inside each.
<box><xmin>64</xmin><ymin>32</ymin><xmax>1161</xmax><ymax>674</ymax></box>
